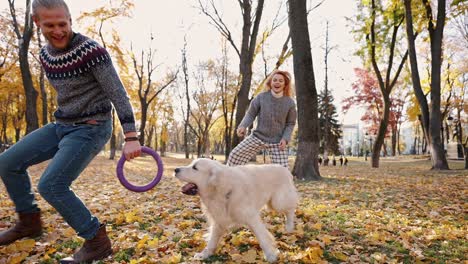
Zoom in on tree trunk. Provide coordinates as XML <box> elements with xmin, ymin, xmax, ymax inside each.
<box><xmin>464</xmin><ymin>146</ymin><xmax>468</xmax><ymax>169</ymax></box>
<box><xmin>160</xmin><ymin>127</ymin><xmax>166</xmax><ymax>157</ymax></box>
<box><xmin>404</xmin><ymin>0</ymin><xmax>448</xmax><ymax>169</ymax></box>
<box><xmin>232</xmin><ymin>0</ymin><xmax>265</xmax><ymax>149</ymax></box>
<box><xmin>19</xmin><ymin>55</ymin><xmax>39</xmax><ymax>134</ymax></box>
<box><xmin>109</xmin><ymin>110</ymin><xmax>116</xmax><ymax>160</ymax></box>
<box><xmin>147</xmin><ymin>125</ymin><xmax>154</xmax><ymax>149</ymax></box>
<box><xmin>427</xmin><ymin>0</ymin><xmax>449</xmax><ymax>170</ymax></box>
<box><xmin>204</xmin><ymin>132</ymin><xmax>211</xmax><ymax>157</ymax></box>
<box><xmin>139</xmin><ymin>100</ymin><xmax>148</xmax><ymax>146</ymax></box>
<box><xmin>182</xmin><ymin>38</ymin><xmax>191</xmax><ymax>159</ymax></box>
<box><xmin>37</xmin><ymin>28</ymin><xmax>48</xmax><ymax>126</ymax></box>
<box><xmin>397</xmin><ymin>126</ymin><xmax>401</xmax><ymax>155</ymax></box>
<box><xmin>9</xmin><ymin>0</ymin><xmax>39</xmax><ymax>135</ymax></box>
<box><xmin>322</xmin><ymin>21</ymin><xmax>331</xmax><ymax>156</ymax></box>
<box><xmin>391</xmin><ymin>126</ymin><xmax>397</xmax><ymax>156</ymax></box>
<box><xmin>288</xmin><ymin>0</ymin><xmax>321</xmax><ymax>180</ymax></box>
<box><xmin>0</xmin><ymin>111</ymin><xmax>7</xmax><ymax>143</ymax></box>
<box><xmin>368</xmin><ymin>0</ymin><xmax>408</xmax><ymax>167</ymax></box>
<box><xmin>15</xmin><ymin>128</ymin><xmax>20</xmax><ymax>142</ymax></box>
<box><xmin>371</xmin><ymin>97</ymin><xmax>391</xmax><ymax>167</ymax></box>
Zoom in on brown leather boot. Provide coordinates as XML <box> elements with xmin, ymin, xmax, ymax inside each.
<box><xmin>60</xmin><ymin>224</ymin><xmax>112</xmax><ymax>264</ymax></box>
<box><xmin>0</xmin><ymin>211</ymin><xmax>42</xmax><ymax>245</ymax></box>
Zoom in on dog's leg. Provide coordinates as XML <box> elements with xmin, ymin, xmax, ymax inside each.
<box><xmin>194</xmin><ymin>224</ymin><xmax>225</xmax><ymax>260</ymax></box>
<box><xmin>285</xmin><ymin>210</ymin><xmax>295</xmax><ymax>233</ymax></box>
<box><xmin>246</xmin><ymin>216</ymin><xmax>279</xmax><ymax>263</ymax></box>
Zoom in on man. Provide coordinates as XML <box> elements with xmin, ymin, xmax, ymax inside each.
<box><xmin>0</xmin><ymin>0</ymin><xmax>141</xmax><ymax>263</ymax></box>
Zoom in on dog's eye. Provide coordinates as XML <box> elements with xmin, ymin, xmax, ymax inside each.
<box><xmin>193</xmin><ymin>165</ymin><xmax>198</xmax><ymax>170</ymax></box>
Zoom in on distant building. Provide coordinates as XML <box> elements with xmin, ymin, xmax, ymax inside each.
<box><xmin>400</xmin><ymin>125</ymin><xmax>415</xmax><ymax>154</ymax></box>
<box><xmin>341</xmin><ymin>123</ymin><xmax>361</xmax><ymax>156</ymax></box>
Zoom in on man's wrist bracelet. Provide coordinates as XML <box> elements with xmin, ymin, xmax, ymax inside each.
<box><xmin>124</xmin><ymin>136</ymin><xmax>139</xmax><ymax>142</ymax></box>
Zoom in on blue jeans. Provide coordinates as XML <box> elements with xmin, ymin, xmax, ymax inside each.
<box><xmin>0</xmin><ymin>120</ymin><xmax>112</xmax><ymax>239</ymax></box>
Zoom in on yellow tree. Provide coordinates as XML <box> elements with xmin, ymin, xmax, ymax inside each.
<box><xmin>198</xmin><ymin>0</ymin><xmax>265</xmax><ymax>150</ymax></box>
<box><xmin>0</xmin><ymin>12</ymin><xmax>17</xmax><ymax>82</ymax></box>
<box><xmin>404</xmin><ymin>0</ymin><xmax>450</xmax><ymax>169</ymax></box>
<box><xmin>0</xmin><ymin>66</ymin><xmax>25</xmax><ymax>143</ymax></box>
<box><xmin>8</xmin><ymin>0</ymin><xmax>38</xmax><ymax>134</ymax></box>
<box><xmin>143</xmin><ymin>91</ymin><xmax>174</xmax><ymax>155</ymax></box>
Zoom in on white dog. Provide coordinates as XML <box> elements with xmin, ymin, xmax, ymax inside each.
<box><xmin>174</xmin><ymin>158</ymin><xmax>298</xmax><ymax>263</ymax></box>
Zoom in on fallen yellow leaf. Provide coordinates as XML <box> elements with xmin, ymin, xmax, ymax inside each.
<box><xmin>8</xmin><ymin>252</ymin><xmax>29</xmax><ymax>264</ymax></box>
<box><xmin>241</xmin><ymin>249</ymin><xmax>258</xmax><ymax>263</ymax></box>
<box><xmin>331</xmin><ymin>251</ymin><xmax>349</xmax><ymax>261</ymax></box>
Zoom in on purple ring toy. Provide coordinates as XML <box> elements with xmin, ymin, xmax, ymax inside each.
<box><xmin>116</xmin><ymin>146</ymin><xmax>163</xmax><ymax>192</ymax></box>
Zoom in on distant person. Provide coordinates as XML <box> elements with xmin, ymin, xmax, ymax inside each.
<box><xmin>344</xmin><ymin>157</ymin><xmax>349</xmax><ymax>166</ymax></box>
<box><xmin>0</xmin><ymin>0</ymin><xmax>141</xmax><ymax>263</ymax></box>
<box><xmin>318</xmin><ymin>156</ymin><xmax>323</xmax><ymax>166</ymax></box>
<box><xmin>332</xmin><ymin>156</ymin><xmax>336</xmax><ymax>166</ymax></box>
<box><xmin>227</xmin><ymin>70</ymin><xmax>297</xmax><ymax>168</ymax></box>
<box><xmin>339</xmin><ymin>156</ymin><xmax>343</xmax><ymax>166</ymax></box>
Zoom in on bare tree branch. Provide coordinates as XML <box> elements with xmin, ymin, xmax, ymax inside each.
<box><xmin>198</xmin><ymin>0</ymin><xmax>241</xmax><ymax>57</ymax></box>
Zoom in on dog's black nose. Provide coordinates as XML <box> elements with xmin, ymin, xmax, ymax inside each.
<box><xmin>175</xmin><ymin>168</ymin><xmax>180</xmax><ymax>173</ymax></box>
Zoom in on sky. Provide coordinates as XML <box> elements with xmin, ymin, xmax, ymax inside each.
<box><xmin>2</xmin><ymin>0</ymin><xmax>365</xmax><ymax>124</ymax></box>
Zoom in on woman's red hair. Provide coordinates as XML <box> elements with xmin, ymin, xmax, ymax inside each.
<box><xmin>265</xmin><ymin>70</ymin><xmax>293</xmax><ymax>97</ymax></box>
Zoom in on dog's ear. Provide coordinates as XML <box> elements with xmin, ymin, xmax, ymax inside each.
<box><xmin>206</xmin><ymin>166</ymin><xmax>223</xmax><ymax>192</ymax></box>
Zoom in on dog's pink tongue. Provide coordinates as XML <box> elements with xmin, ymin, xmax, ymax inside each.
<box><xmin>181</xmin><ymin>183</ymin><xmax>198</xmax><ymax>195</ymax></box>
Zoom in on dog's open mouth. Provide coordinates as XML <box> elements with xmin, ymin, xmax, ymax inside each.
<box><xmin>181</xmin><ymin>183</ymin><xmax>198</xmax><ymax>195</ymax></box>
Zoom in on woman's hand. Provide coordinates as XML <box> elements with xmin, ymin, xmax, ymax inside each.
<box><xmin>279</xmin><ymin>139</ymin><xmax>288</xmax><ymax>151</ymax></box>
<box><xmin>237</xmin><ymin>127</ymin><xmax>246</xmax><ymax>137</ymax></box>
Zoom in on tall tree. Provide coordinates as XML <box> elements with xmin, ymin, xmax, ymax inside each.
<box><xmin>131</xmin><ymin>37</ymin><xmax>178</xmax><ymax>146</ymax></box>
<box><xmin>213</xmin><ymin>40</ymin><xmax>237</xmax><ymax>161</ymax></box>
<box><xmin>288</xmin><ymin>0</ymin><xmax>321</xmax><ymax>180</ymax></box>
<box><xmin>343</xmin><ymin>68</ymin><xmax>407</xmax><ymax>156</ymax></box>
<box><xmin>404</xmin><ymin>0</ymin><xmax>449</xmax><ymax>169</ymax></box>
<box><xmin>186</xmin><ymin>61</ymin><xmax>222</xmax><ymax>157</ymax></box>
<box><xmin>364</xmin><ymin>0</ymin><xmax>409</xmax><ymax>167</ymax></box>
<box><xmin>319</xmin><ymin>21</ymin><xmax>342</xmax><ymax>158</ymax></box>
<box><xmin>198</xmin><ymin>0</ymin><xmax>265</xmax><ymax>149</ymax></box>
<box><xmin>181</xmin><ymin>36</ymin><xmax>191</xmax><ymax>159</ymax></box>
<box><xmin>8</xmin><ymin>0</ymin><xmax>38</xmax><ymax>134</ymax></box>
<box><xmin>35</xmin><ymin>27</ymin><xmax>48</xmax><ymax>126</ymax></box>
<box><xmin>318</xmin><ymin>88</ymin><xmax>342</xmax><ymax>156</ymax></box>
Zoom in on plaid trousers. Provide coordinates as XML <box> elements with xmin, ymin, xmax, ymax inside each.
<box><xmin>227</xmin><ymin>135</ymin><xmax>289</xmax><ymax>168</ymax></box>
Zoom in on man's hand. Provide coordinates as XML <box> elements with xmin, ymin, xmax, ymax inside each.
<box><xmin>279</xmin><ymin>139</ymin><xmax>288</xmax><ymax>151</ymax></box>
<box><xmin>123</xmin><ymin>132</ymin><xmax>141</xmax><ymax>160</ymax></box>
<box><xmin>237</xmin><ymin>127</ymin><xmax>246</xmax><ymax>137</ymax></box>
<box><xmin>123</xmin><ymin>141</ymin><xmax>141</xmax><ymax>160</ymax></box>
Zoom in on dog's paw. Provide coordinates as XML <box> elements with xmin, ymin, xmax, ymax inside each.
<box><xmin>194</xmin><ymin>249</ymin><xmax>212</xmax><ymax>260</ymax></box>
<box><xmin>264</xmin><ymin>249</ymin><xmax>280</xmax><ymax>263</ymax></box>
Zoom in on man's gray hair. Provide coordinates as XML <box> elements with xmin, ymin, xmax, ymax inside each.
<box><xmin>32</xmin><ymin>0</ymin><xmax>70</xmax><ymax>17</ymax></box>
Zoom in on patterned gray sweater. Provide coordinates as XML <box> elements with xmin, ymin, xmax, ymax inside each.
<box><xmin>39</xmin><ymin>33</ymin><xmax>136</xmax><ymax>133</ymax></box>
<box><xmin>239</xmin><ymin>91</ymin><xmax>297</xmax><ymax>143</ymax></box>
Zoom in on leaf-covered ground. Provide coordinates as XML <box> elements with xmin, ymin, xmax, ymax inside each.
<box><xmin>0</xmin><ymin>153</ymin><xmax>466</xmax><ymax>264</ymax></box>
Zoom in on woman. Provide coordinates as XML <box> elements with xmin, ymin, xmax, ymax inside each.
<box><xmin>227</xmin><ymin>70</ymin><xmax>297</xmax><ymax>168</ymax></box>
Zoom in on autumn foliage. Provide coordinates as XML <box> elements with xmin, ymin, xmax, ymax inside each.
<box><xmin>0</xmin><ymin>154</ymin><xmax>465</xmax><ymax>263</ymax></box>
<box><xmin>342</xmin><ymin>68</ymin><xmax>405</xmax><ymax>137</ymax></box>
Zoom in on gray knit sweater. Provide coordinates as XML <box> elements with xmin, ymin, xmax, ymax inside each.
<box><xmin>239</xmin><ymin>91</ymin><xmax>296</xmax><ymax>143</ymax></box>
<box><xmin>39</xmin><ymin>33</ymin><xmax>136</xmax><ymax>133</ymax></box>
